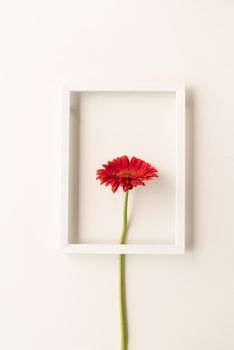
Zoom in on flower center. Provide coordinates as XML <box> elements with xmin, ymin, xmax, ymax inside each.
<box><xmin>117</xmin><ymin>171</ymin><xmax>137</xmax><ymax>177</ymax></box>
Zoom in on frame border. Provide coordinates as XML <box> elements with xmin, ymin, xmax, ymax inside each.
<box><xmin>61</xmin><ymin>83</ymin><xmax>185</xmax><ymax>254</ymax></box>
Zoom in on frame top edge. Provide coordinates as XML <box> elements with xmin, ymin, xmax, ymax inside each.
<box><xmin>63</xmin><ymin>82</ymin><xmax>185</xmax><ymax>93</ymax></box>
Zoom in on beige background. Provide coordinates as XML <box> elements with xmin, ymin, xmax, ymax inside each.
<box><xmin>70</xmin><ymin>91</ymin><xmax>176</xmax><ymax>245</ymax></box>
<box><xmin>1</xmin><ymin>1</ymin><xmax>234</xmax><ymax>349</ymax></box>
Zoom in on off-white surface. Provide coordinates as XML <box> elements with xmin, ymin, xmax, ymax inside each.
<box><xmin>73</xmin><ymin>91</ymin><xmax>176</xmax><ymax>244</ymax></box>
<box><xmin>1</xmin><ymin>1</ymin><xmax>234</xmax><ymax>350</ymax></box>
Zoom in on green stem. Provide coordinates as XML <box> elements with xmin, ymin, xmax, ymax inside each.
<box><xmin>118</xmin><ymin>190</ymin><xmax>129</xmax><ymax>350</ymax></box>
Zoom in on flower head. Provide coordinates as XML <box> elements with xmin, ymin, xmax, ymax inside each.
<box><xmin>96</xmin><ymin>155</ymin><xmax>158</xmax><ymax>193</ymax></box>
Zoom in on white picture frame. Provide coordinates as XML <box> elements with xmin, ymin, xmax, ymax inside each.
<box><xmin>61</xmin><ymin>83</ymin><xmax>186</xmax><ymax>254</ymax></box>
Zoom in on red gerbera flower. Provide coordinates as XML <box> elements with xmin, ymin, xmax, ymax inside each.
<box><xmin>96</xmin><ymin>155</ymin><xmax>158</xmax><ymax>193</ymax></box>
